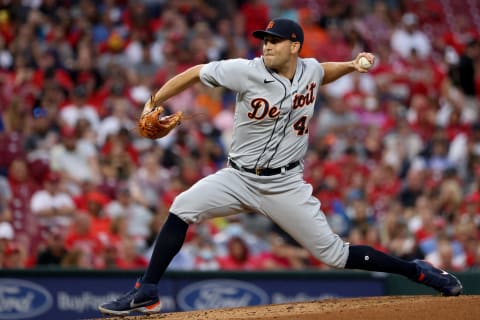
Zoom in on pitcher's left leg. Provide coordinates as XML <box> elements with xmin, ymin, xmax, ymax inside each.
<box><xmin>262</xmin><ymin>180</ymin><xmax>462</xmax><ymax>296</ymax></box>
<box><xmin>262</xmin><ymin>181</ymin><xmax>349</xmax><ymax>268</ymax></box>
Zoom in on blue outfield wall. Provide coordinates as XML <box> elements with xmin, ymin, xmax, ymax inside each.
<box><xmin>0</xmin><ymin>269</ymin><xmax>478</xmax><ymax>320</ymax></box>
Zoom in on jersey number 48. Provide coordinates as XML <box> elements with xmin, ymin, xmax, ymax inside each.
<box><xmin>293</xmin><ymin>116</ymin><xmax>309</xmax><ymax>135</ymax></box>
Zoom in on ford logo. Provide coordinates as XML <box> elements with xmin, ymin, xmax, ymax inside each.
<box><xmin>177</xmin><ymin>279</ymin><xmax>269</xmax><ymax>311</ymax></box>
<box><xmin>0</xmin><ymin>279</ymin><xmax>53</xmax><ymax>319</ymax></box>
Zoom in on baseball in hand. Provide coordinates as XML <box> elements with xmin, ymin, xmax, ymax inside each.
<box><xmin>358</xmin><ymin>56</ymin><xmax>372</xmax><ymax>69</ymax></box>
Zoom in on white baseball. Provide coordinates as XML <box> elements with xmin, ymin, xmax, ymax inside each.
<box><xmin>359</xmin><ymin>56</ymin><xmax>372</xmax><ymax>69</ymax></box>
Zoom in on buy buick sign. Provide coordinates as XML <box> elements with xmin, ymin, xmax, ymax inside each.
<box><xmin>0</xmin><ymin>279</ymin><xmax>53</xmax><ymax>319</ymax></box>
<box><xmin>177</xmin><ymin>279</ymin><xmax>269</xmax><ymax>311</ymax></box>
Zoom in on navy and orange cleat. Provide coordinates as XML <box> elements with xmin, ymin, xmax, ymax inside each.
<box><xmin>98</xmin><ymin>279</ymin><xmax>162</xmax><ymax>316</ymax></box>
<box><xmin>413</xmin><ymin>259</ymin><xmax>463</xmax><ymax>296</ymax></box>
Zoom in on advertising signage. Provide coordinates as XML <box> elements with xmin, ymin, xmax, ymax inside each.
<box><xmin>0</xmin><ymin>271</ymin><xmax>384</xmax><ymax>320</ymax></box>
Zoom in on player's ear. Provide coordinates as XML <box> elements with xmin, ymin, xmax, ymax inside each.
<box><xmin>291</xmin><ymin>41</ymin><xmax>301</xmax><ymax>54</ymax></box>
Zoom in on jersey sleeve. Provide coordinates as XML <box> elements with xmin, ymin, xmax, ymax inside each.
<box><xmin>307</xmin><ymin>58</ymin><xmax>325</xmax><ymax>85</ymax></box>
<box><xmin>199</xmin><ymin>59</ymin><xmax>249</xmax><ymax>92</ymax></box>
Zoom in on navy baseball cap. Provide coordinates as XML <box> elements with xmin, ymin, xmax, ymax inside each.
<box><xmin>253</xmin><ymin>18</ymin><xmax>304</xmax><ymax>45</ymax></box>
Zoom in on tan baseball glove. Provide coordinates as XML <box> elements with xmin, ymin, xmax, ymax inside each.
<box><xmin>137</xmin><ymin>96</ymin><xmax>183</xmax><ymax>139</ymax></box>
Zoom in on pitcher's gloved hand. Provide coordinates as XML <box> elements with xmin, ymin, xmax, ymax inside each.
<box><xmin>137</xmin><ymin>96</ymin><xmax>183</xmax><ymax>139</ymax></box>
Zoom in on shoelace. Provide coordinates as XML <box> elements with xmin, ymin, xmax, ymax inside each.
<box><xmin>114</xmin><ymin>287</ymin><xmax>138</xmax><ymax>302</ymax></box>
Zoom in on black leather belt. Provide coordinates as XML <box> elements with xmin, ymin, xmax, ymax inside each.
<box><xmin>229</xmin><ymin>159</ymin><xmax>300</xmax><ymax>176</ymax></box>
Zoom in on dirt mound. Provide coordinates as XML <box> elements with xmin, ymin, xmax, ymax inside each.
<box><xmin>95</xmin><ymin>295</ymin><xmax>480</xmax><ymax>320</ymax></box>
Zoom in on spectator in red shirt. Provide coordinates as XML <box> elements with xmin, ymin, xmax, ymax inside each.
<box><xmin>259</xmin><ymin>233</ymin><xmax>311</xmax><ymax>270</ymax></box>
<box><xmin>240</xmin><ymin>0</ymin><xmax>269</xmax><ymax>50</ymax></box>
<box><xmin>100</xmin><ymin>128</ymin><xmax>139</xmax><ymax>179</ymax></box>
<box><xmin>217</xmin><ymin>236</ymin><xmax>261</xmax><ymax>270</ymax></box>
<box><xmin>115</xmin><ymin>238</ymin><xmax>149</xmax><ymax>270</ymax></box>
<box><xmin>317</xmin><ymin>20</ymin><xmax>352</xmax><ymax>62</ymax></box>
<box><xmin>407</xmin><ymin>93</ymin><xmax>437</xmax><ymax>142</ymax></box>
<box><xmin>7</xmin><ymin>158</ymin><xmax>40</xmax><ymax>259</ymax></box>
<box><xmin>83</xmin><ymin>191</ymin><xmax>111</xmax><ymax>243</ymax></box>
<box><xmin>3</xmin><ymin>241</ymin><xmax>30</xmax><ymax>269</ymax></box>
<box><xmin>366</xmin><ymin>163</ymin><xmax>401</xmax><ymax>214</ymax></box>
<box><xmin>64</xmin><ymin>213</ymin><xmax>103</xmax><ymax>263</ymax></box>
<box><xmin>30</xmin><ymin>171</ymin><xmax>76</xmax><ymax>235</ymax></box>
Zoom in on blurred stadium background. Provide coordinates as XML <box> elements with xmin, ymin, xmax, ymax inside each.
<box><xmin>0</xmin><ymin>0</ymin><xmax>480</xmax><ymax>318</ymax></box>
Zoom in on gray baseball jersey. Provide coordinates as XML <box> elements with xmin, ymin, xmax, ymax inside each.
<box><xmin>170</xmin><ymin>57</ymin><xmax>349</xmax><ymax>268</ymax></box>
<box><xmin>201</xmin><ymin>57</ymin><xmax>320</xmax><ymax>168</ymax></box>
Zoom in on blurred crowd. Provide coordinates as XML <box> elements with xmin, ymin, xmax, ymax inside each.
<box><xmin>0</xmin><ymin>0</ymin><xmax>480</xmax><ymax>273</ymax></box>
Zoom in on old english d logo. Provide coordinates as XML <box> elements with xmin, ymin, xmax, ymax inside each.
<box><xmin>267</xmin><ymin>21</ymin><xmax>274</xmax><ymax>30</ymax></box>
<box><xmin>292</xmin><ymin>33</ymin><xmax>297</xmax><ymax>39</ymax></box>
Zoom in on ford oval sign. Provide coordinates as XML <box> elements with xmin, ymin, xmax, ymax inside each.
<box><xmin>177</xmin><ymin>279</ymin><xmax>269</xmax><ymax>311</ymax></box>
<box><xmin>0</xmin><ymin>279</ymin><xmax>53</xmax><ymax>319</ymax></box>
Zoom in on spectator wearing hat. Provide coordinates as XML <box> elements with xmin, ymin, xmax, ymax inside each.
<box><xmin>0</xmin><ymin>221</ymin><xmax>14</xmax><ymax>268</ymax></box>
<box><xmin>390</xmin><ymin>12</ymin><xmax>431</xmax><ymax>60</ymax></box>
<box><xmin>0</xmin><ymin>218</ymin><xmax>31</xmax><ymax>268</ymax></box>
<box><xmin>50</xmin><ymin>124</ymin><xmax>101</xmax><ymax>194</ymax></box>
<box><xmin>30</xmin><ymin>170</ymin><xmax>76</xmax><ymax>235</ymax></box>
<box><xmin>59</xmin><ymin>85</ymin><xmax>100</xmax><ymax>132</ymax></box>
<box><xmin>24</xmin><ymin>106</ymin><xmax>57</xmax><ymax>154</ymax></box>
<box><xmin>36</xmin><ymin>227</ymin><xmax>67</xmax><ymax>267</ymax></box>
<box><xmin>3</xmin><ymin>241</ymin><xmax>29</xmax><ymax>269</ymax></box>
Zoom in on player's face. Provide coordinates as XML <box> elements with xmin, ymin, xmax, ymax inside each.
<box><xmin>262</xmin><ymin>36</ymin><xmax>299</xmax><ymax>71</ymax></box>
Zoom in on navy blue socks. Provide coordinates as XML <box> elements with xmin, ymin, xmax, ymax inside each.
<box><xmin>142</xmin><ymin>227</ymin><xmax>418</xmax><ymax>284</ymax></box>
<box><xmin>345</xmin><ymin>245</ymin><xmax>418</xmax><ymax>280</ymax></box>
<box><xmin>142</xmin><ymin>213</ymin><xmax>189</xmax><ymax>284</ymax></box>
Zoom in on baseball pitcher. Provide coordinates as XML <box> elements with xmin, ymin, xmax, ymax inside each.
<box><xmin>100</xmin><ymin>18</ymin><xmax>462</xmax><ymax>316</ymax></box>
